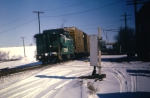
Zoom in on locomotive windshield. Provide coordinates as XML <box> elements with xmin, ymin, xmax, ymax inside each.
<box><xmin>49</xmin><ymin>35</ymin><xmax>57</xmax><ymax>42</ymax></box>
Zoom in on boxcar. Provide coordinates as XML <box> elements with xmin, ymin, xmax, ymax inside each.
<box><xmin>63</xmin><ymin>27</ymin><xmax>89</xmax><ymax>58</ymax></box>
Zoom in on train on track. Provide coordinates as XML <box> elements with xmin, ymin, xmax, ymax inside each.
<box><xmin>34</xmin><ymin>27</ymin><xmax>90</xmax><ymax>64</ymax></box>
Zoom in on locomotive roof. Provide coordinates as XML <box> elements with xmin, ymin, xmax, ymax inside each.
<box><xmin>43</xmin><ymin>29</ymin><xmax>67</xmax><ymax>34</ymax></box>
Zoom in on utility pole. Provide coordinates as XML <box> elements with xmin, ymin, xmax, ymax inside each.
<box><xmin>127</xmin><ymin>1</ymin><xmax>145</xmax><ymax>94</ymax></box>
<box><xmin>127</xmin><ymin>0</ymin><xmax>145</xmax><ymax>56</ymax></box>
<box><xmin>120</xmin><ymin>13</ymin><xmax>131</xmax><ymax>28</ymax></box>
<box><xmin>33</xmin><ymin>11</ymin><xmax>44</xmax><ymax>34</ymax></box>
<box><xmin>120</xmin><ymin>13</ymin><xmax>131</xmax><ymax>53</ymax></box>
<box><xmin>21</xmin><ymin>37</ymin><xmax>26</xmax><ymax>57</ymax></box>
<box><xmin>98</xmin><ymin>27</ymin><xmax>101</xmax><ymax>75</ymax></box>
<box><xmin>127</xmin><ymin>0</ymin><xmax>145</xmax><ymax>29</ymax></box>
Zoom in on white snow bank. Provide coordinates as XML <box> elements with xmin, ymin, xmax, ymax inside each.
<box><xmin>0</xmin><ymin>46</ymin><xmax>36</xmax><ymax>60</ymax></box>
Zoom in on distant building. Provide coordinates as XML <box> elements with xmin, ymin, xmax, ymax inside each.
<box><xmin>137</xmin><ymin>1</ymin><xmax>150</xmax><ymax>61</ymax></box>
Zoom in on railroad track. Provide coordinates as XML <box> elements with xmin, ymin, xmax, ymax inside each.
<box><xmin>0</xmin><ymin>60</ymin><xmax>73</xmax><ymax>77</ymax></box>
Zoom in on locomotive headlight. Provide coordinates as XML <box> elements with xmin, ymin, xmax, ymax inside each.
<box><xmin>45</xmin><ymin>53</ymin><xmax>49</xmax><ymax>56</ymax></box>
<box><xmin>39</xmin><ymin>56</ymin><xmax>41</xmax><ymax>58</ymax></box>
<box><xmin>50</xmin><ymin>52</ymin><xmax>57</xmax><ymax>56</ymax></box>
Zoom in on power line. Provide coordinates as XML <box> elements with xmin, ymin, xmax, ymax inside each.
<box><xmin>77</xmin><ymin>21</ymin><xmax>134</xmax><ymax>30</ymax></box>
<box><xmin>0</xmin><ymin>18</ymin><xmax>37</xmax><ymax>34</ymax></box>
<box><xmin>0</xmin><ymin>13</ymin><xmax>33</xmax><ymax>26</ymax></box>
<box><xmin>43</xmin><ymin>0</ymin><xmax>93</xmax><ymax>12</ymax></box>
<box><xmin>76</xmin><ymin>20</ymin><xmax>121</xmax><ymax>27</ymax></box>
<box><xmin>103</xmin><ymin>30</ymin><xmax>109</xmax><ymax>43</ymax></box>
<box><xmin>0</xmin><ymin>39</ymin><xmax>22</xmax><ymax>47</ymax></box>
<box><xmin>0</xmin><ymin>0</ymin><xmax>92</xmax><ymax>27</ymax></box>
<box><xmin>0</xmin><ymin>36</ymin><xmax>33</xmax><ymax>46</ymax></box>
<box><xmin>0</xmin><ymin>0</ymin><xmax>124</xmax><ymax>34</ymax></box>
<box><xmin>44</xmin><ymin>0</ymin><xmax>124</xmax><ymax>17</ymax></box>
<box><xmin>127</xmin><ymin>0</ymin><xmax>145</xmax><ymax>29</ymax></box>
<box><xmin>80</xmin><ymin>22</ymin><xmax>135</xmax><ymax>31</ymax></box>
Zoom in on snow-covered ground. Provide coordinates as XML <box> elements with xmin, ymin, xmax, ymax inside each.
<box><xmin>0</xmin><ymin>55</ymin><xmax>150</xmax><ymax>98</ymax></box>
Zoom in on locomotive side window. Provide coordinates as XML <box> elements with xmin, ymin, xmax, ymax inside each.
<box><xmin>64</xmin><ymin>32</ymin><xmax>70</xmax><ymax>38</ymax></box>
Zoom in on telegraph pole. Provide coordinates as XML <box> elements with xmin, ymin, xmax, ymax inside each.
<box><xmin>120</xmin><ymin>13</ymin><xmax>131</xmax><ymax>52</ymax></box>
<box><xmin>127</xmin><ymin>0</ymin><xmax>145</xmax><ymax>56</ymax></box>
<box><xmin>120</xmin><ymin>13</ymin><xmax>131</xmax><ymax>28</ymax></box>
<box><xmin>127</xmin><ymin>0</ymin><xmax>145</xmax><ymax>29</ymax></box>
<box><xmin>21</xmin><ymin>37</ymin><xmax>26</xmax><ymax>57</ymax></box>
<box><xmin>98</xmin><ymin>27</ymin><xmax>101</xmax><ymax>75</ymax></box>
<box><xmin>127</xmin><ymin>1</ymin><xmax>145</xmax><ymax>94</ymax></box>
<box><xmin>33</xmin><ymin>11</ymin><xmax>44</xmax><ymax>34</ymax></box>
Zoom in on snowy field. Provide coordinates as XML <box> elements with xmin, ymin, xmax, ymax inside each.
<box><xmin>0</xmin><ymin>46</ymin><xmax>38</xmax><ymax>69</ymax></box>
<box><xmin>0</xmin><ymin>46</ymin><xmax>36</xmax><ymax>60</ymax></box>
<box><xmin>0</xmin><ymin>55</ymin><xmax>150</xmax><ymax>98</ymax></box>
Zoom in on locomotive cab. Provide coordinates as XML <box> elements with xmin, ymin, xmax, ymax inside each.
<box><xmin>34</xmin><ymin>29</ymin><xmax>74</xmax><ymax>64</ymax></box>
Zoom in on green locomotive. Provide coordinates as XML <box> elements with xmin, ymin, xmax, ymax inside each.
<box><xmin>34</xmin><ymin>27</ymin><xmax>90</xmax><ymax>64</ymax></box>
<box><xmin>34</xmin><ymin>29</ymin><xmax>74</xmax><ymax>64</ymax></box>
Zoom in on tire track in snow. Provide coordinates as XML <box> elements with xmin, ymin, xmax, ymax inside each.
<box><xmin>2</xmin><ymin>77</ymin><xmax>71</xmax><ymax>98</ymax></box>
<box><xmin>115</xmin><ymin>69</ymin><xmax>128</xmax><ymax>92</ymax></box>
<box><xmin>33</xmin><ymin>70</ymin><xmax>90</xmax><ymax>98</ymax></box>
<box><xmin>127</xmin><ymin>68</ymin><xmax>137</xmax><ymax>92</ymax></box>
<box><xmin>5</xmin><ymin>70</ymin><xmax>89</xmax><ymax>98</ymax></box>
<box><xmin>0</xmin><ymin>76</ymin><xmax>39</xmax><ymax>94</ymax></box>
<box><xmin>40</xmin><ymin>70</ymin><xmax>90</xmax><ymax>98</ymax></box>
<box><xmin>108</xmin><ymin>69</ymin><xmax>128</xmax><ymax>93</ymax></box>
<box><xmin>0</xmin><ymin>69</ymin><xmax>44</xmax><ymax>89</ymax></box>
<box><xmin>1</xmin><ymin>78</ymin><xmax>47</xmax><ymax>97</ymax></box>
<box><xmin>40</xmin><ymin>80</ymin><xmax>72</xmax><ymax>98</ymax></box>
<box><xmin>131</xmin><ymin>74</ymin><xmax>136</xmax><ymax>92</ymax></box>
<box><xmin>0</xmin><ymin>61</ymin><xmax>91</xmax><ymax>98</ymax></box>
<box><xmin>6</xmin><ymin>84</ymin><xmax>42</xmax><ymax>98</ymax></box>
<box><xmin>109</xmin><ymin>70</ymin><xmax>123</xmax><ymax>93</ymax></box>
<box><xmin>0</xmin><ymin>69</ymin><xmax>74</xmax><ymax>97</ymax></box>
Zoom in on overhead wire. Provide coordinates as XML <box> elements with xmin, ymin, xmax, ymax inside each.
<box><xmin>103</xmin><ymin>29</ymin><xmax>109</xmax><ymax>43</ymax></box>
<box><xmin>0</xmin><ymin>0</ymin><xmax>125</xmax><ymax>35</ymax></box>
<box><xmin>0</xmin><ymin>0</ymin><xmax>126</xmax><ymax>47</ymax></box>
<box><xmin>0</xmin><ymin>39</ymin><xmax>22</xmax><ymax>47</ymax></box>
<box><xmin>76</xmin><ymin>20</ymin><xmax>121</xmax><ymax>28</ymax></box>
<box><xmin>80</xmin><ymin>22</ymin><xmax>134</xmax><ymax>31</ymax></box>
<box><xmin>0</xmin><ymin>0</ymin><xmax>93</xmax><ymax>27</ymax></box>
<box><xmin>43</xmin><ymin>0</ymin><xmax>93</xmax><ymax>12</ymax></box>
<box><xmin>0</xmin><ymin>36</ymin><xmax>33</xmax><ymax>47</ymax></box>
<box><xmin>0</xmin><ymin>18</ymin><xmax>37</xmax><ymax>34</ymax></box>
<box><xmin>43</xmin><ymin>0</ymin><xmax>125</xmax><ymax>17</ymax></box>
<box><xmin>0</xmin><ymin>13</ymin><xmax>33</xmax><ymax>26</ymax></box>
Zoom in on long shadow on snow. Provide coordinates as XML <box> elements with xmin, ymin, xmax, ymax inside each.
<box><xmin>97</xmin><ymin>92</ymin><xmax>150</xmax><ymax>98</ymax></box>
<box><xmin>14</xmin><ymin>62</ymin><xmax>42</xmax><ymax>69</ymax></box>
<box><xmin>101</xmin><ymin>56</ymin><xmax>139</xmax><ymax>63</ymax></box>
<box><xmin>127</xmin><ymin>69</ymin><xmax>150</xmax><ymax>78</ymax></box>
<box><xmin>77</xmin><ymin>56</ymin><xmax>138</xmax><ymax>63</ymax></box>
<box><xmin>36</xmin><ymin>75</ymin><xmax>76</xmax><ymax>79</ymax></box>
